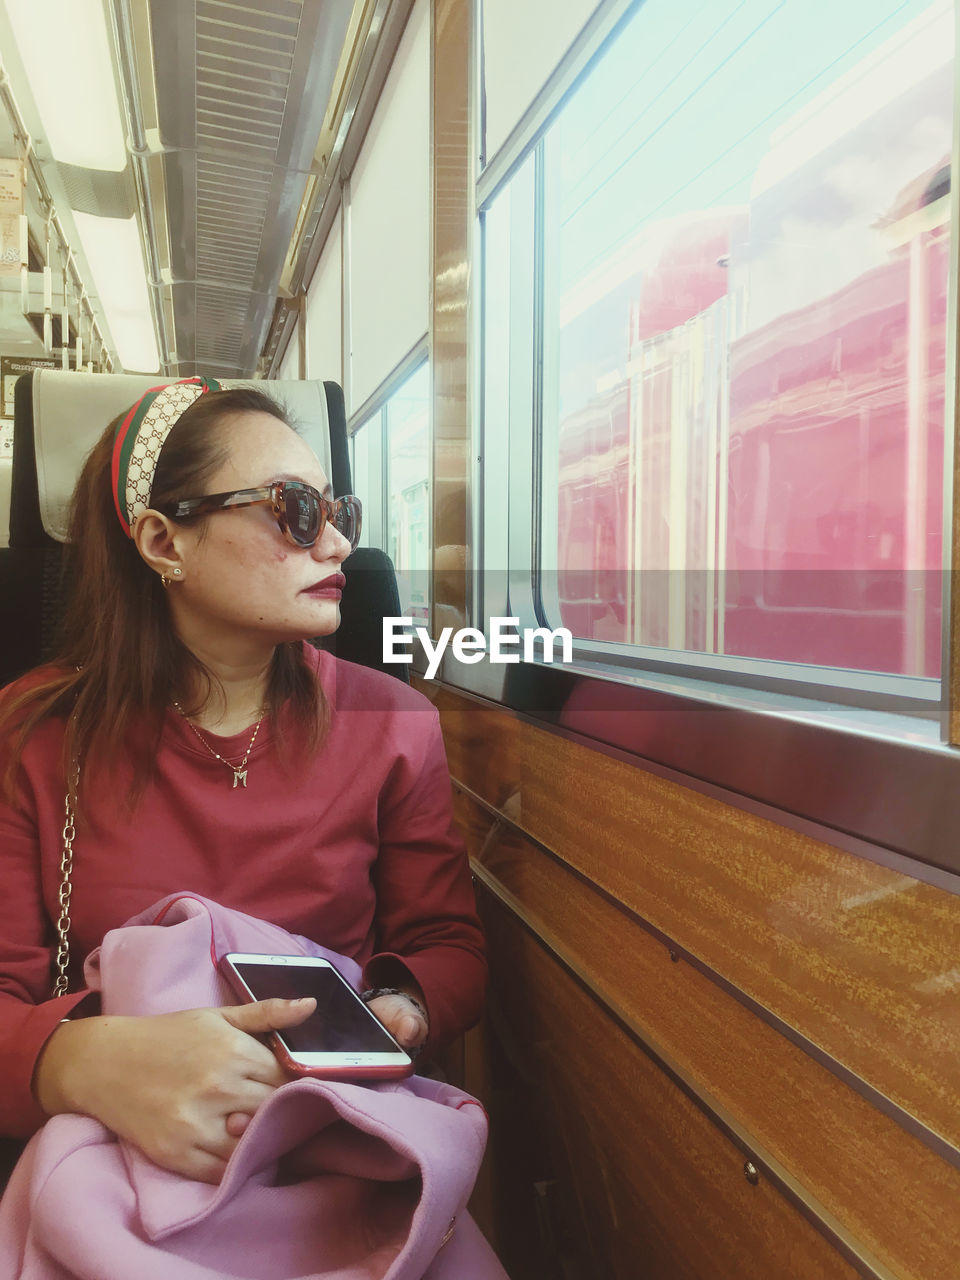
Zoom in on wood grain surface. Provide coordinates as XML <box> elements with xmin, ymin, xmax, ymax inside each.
<box><xmin>424</xmin><ymin>686</ymin><xmax>960</xmax><ymax>1160</ymax></box>
<box><xmin>457</xmin><ymin>789</ymin><xmax>960</xmax><ymax>1280</ymax></box>
<box><xmin>478</xmin><ymin>889</ymin><xmax>863</xmax><ymax>1280</ymax></box>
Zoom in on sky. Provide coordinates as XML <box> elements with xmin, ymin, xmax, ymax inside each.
<box><xmin>554</xmin><ymin>0</ymin><xmax>951</xmax><ymax>287</ymax></box>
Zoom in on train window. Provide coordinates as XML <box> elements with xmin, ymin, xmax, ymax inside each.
<box><xmin>351</xmin><ymin>412</ymin><xmax>382</xmax><ymax>552</ymax></box>
<box><xmin>387</xmin><ymin>363</ymin><xmax>431</xmax><ymax>623</ymax></box>
<box><xmin>482</xmin><ymin>154</ymin><xmax>537</xmax><ymax>629</ymax></box>
<box><xmin>481</xmin><ymin>0</ymin><xmax>601</xmax><ymax>165</ymax></box>
<box><xmin>350</xmin><ymin>361</ymin><xmax>430</xmax><ymax>621</ymax></box>
<box><xmin>482</xmin><ymin>0</ymin><xmax>954</xmax><ymax>710</ymax></box>
<box><xmin>304</xmin><ymin>219</ymin><xmax>343</xmax><ymax>386</ymax></box>
<box><xmin>345</xmin><ymin>0</ymin><xmax>429</xmax><ymax>415</ymax></box>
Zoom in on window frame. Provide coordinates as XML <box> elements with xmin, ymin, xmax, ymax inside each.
<box><xmin>473</xmin><ymin>0</ymin><xmax>958</xmax><ymax>729</ymax></box>
<box><xmin>458</xmin><ymin>0</ymin><xmax>960</xmax><ymax>886</ymax></box>
<box><xmin>347</xmin><ymin>339</ymin><xmax>431</xmax><ymax>604</ymax></box>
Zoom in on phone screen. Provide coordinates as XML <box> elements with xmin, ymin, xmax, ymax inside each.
<box><xmin>233</xmin><ymin>962</ymin><xmax>400</xmax><ymax>1054</ymax></box>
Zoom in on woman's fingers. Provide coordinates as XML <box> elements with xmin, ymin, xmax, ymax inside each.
<box><xmin>223</xmin><ymin>1078</ymin><xmax>277</xmax><ymax>1119</ymax></box>
<box><xmin>187</xmin><ymin>1146</ymin><xmax>231</xmax><ymax>1185</ymax></box>
<box><xmin>37</xmin><ymin>1007</ymin><xmax>298</xmax><ymax>1185</ymax></box>
<box><xmin>219</xmin><ymin>998</ymin><xmax>314</xmax><ymax>1085</ymax></box>
<box><xmin>366</xmin><ymin>994</ymin><xmax>428</xmax><ymax>1049</ymax></box>
<box><xmin>219</xmin><ymin>997</ymin><xmax>316</xmax><ymax>1037</ymax></box>
<box><xmin>158</xmin><ymin>1088</ymin><xmax>273</xmax><ymax>1180</ymax></box>
<box><xmin>240</xmin><ymin>1049</ymin><xmax>291</xmax><ymax>1088</ymax></box>
<box><xmin>225</xmin><ymin>1111</ymin><xmax>252</xmax><ymax>1139</ymax></box>
<box><xmin>396</xmin><ymin>1014</ymin><xmax>422</xmax><ymax>1045</ymax></box>
<box><xmin>189</xmin><ymin>1107</ymin><xmax>258</xmax><ymax>1173</ymax></box>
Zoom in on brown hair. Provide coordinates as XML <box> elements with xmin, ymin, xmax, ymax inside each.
<box><xmin>0</xmin><ymin>388</ymin><xmax>329</xmax><ymax>810</ymax></box>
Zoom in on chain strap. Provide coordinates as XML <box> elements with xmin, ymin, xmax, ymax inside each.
<box><xmin>52</xmin><ymin>763</ymin><xmax>79</xmax><ymax>998</ymax></box>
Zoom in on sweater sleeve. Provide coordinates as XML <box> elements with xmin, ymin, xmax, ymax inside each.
<box><xmin>362</xmin><ymin>708</ymin><xmax>486</xmax><ymax>1048</ymax></box>
<box><xmin>0</xmin><ymin>767</ymin><xmax>92</xmax><ymax>1139</ymax></box>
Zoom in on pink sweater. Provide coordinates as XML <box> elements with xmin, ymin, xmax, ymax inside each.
<box><xmin>0</xmin><ymin>646</ymin><xmax>485</xmax><ymax>1138</ymax></box>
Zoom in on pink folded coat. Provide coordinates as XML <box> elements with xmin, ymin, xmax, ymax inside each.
<box><xmin>0</xmin><ymin>893</ymin><xmax>509</xmax><ymax>1280</ymax></box>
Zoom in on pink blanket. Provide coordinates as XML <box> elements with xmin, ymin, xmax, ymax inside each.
<box><xmin>0</xmin><ymin>894</ymin><xmax>508</xmax><ymax>1279</ymax></box>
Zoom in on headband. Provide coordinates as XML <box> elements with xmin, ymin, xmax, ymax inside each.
<box><xmin>111</xmin><ymin>376</ymin><xmax>222</xmax><ymax>536</ymax></box>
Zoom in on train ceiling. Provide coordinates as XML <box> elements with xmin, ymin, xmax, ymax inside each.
<box><xmin>148</xmin><ymin>0</ymin><xmax>354</xmax><ymax>377</ymax></box>
<box><xmin>0</xmin><ymin>0</ymin><xmax>378</xmax><ymax>378</ymax></box>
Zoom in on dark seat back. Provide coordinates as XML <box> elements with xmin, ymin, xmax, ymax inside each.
<box><xmin>316</xmin><ymin>547</ymin><xmax>405</xmax><ymax>674</ymax></box>
<box><xmin>316</xmin><ymin>379</ymin><xmax>407</xmax><ymax>680</ymax></box>
<box><xmin>0</xmin><ymin>375</ymin><xmax>63</xmax><ymax>685</ymax></box>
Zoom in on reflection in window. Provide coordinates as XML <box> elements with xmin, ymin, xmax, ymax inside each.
<box><xmin>539</xmin><ymin>0</ymin><xmax>952</xmax><ymax>678</ymax></box>
<box><xmin>349</xmin><ymin>418</ymin><xmax>380</xmax><ymax>551</ymax></box>
<box><xmin>386</xmin><ymin>363</ymin><xmax>431</xmax><ymax>621</ymax></box>
<box><xmin>349</xmin><ymin>362</ymin><xmax>430</xmax><ymax>619</ymax></box>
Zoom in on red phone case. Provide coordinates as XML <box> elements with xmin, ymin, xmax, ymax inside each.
<box><xmin>266</xmin><ymin>1033</ymin><xmax>413</xmax><ymax>1081</ymax></box>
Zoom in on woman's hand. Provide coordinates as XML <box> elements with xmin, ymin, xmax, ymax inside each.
<box><xmin>33</xmin><ymin>997</ymin><xmax>316</xmax><ymax>1184</ymax></box>
<box><xmin>364</xmin><ymin>991</ymin><xmax>429</xmax><ymax>1053</ymax></box>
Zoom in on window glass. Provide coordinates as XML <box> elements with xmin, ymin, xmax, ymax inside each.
<box><xmin>349</xmin><ymin>363</ymin><xmax>430</xmax><ymax>618</ymax></box>
<box><xmin>482</xmin><ymin>155</ymin><xmax>538</xmax><ymax>628</ymax></box>
<box><xmin>349</xmin><ymin>415</ymin><xmax>381</xmax><ymax>550</ymax></box>
<box><xmin>305</xmin><ymin>218</ymin><xmax>342</xmax><ymax>383</ymax></box>
<box><xmin>386</xmin><ymin>362</ymin><xmax>431</xmax><ymax>621</ymax></box>
<box><xmin>347</xmin><ymin>0</ymin><xmax>429</xmax><ymax>412</ymax></box>
<box><xmin>481</xmin><ymin>0</ymin><xmax>600</xmax><ymax>163</ymax></box>
<box><xmin>538</xmin><ymin>0</ymin><xmax>953</xmax><ymax>679</ymax></box>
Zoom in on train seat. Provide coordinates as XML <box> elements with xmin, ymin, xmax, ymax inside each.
<box><xmin>0</xmin><ymin>370</ymin><xmax>405</xmax><ymax>687</ymax></box>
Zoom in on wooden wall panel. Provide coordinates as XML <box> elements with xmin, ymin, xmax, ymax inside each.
<box><xmin>478</xmin><ymin>894</ymin><xmax>861</xmax><ymax>1280</ymax></box>
<box><xmin>456</xmin><ymin>790</ymin><xmax>960</xmax><ymax>1280</ymax></box>
<box><xmin>424</xmin><ymin>686</ymin><xmax>960</xmax><ymax>1157</ymax></box>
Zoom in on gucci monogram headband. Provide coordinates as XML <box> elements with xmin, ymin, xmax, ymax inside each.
<box><xmin>111</xmin><ymin>376</ymin><xmax>222</xmax><ymax>537</ymax></box>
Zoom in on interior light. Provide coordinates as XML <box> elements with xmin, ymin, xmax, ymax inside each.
<box><xmin>73</xmin><ymin>212</ymin><xmax>159</xmax><ymax>372</ymax></box>
<box><xmin>5</xmin><ymin>0</ymin><xmax>128</xmax><ymax>171</ymax></box>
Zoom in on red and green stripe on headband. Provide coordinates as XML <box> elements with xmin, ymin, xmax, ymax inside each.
<box><xmin>111</xmin><ymin>376</ymin><xmax>221</xmax><ymax>537</ymax></box>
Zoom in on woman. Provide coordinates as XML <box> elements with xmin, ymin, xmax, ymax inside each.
<box><xmin>0</xmin><ymin>378</ymin><xmax>485</xmax><ymax>1186</ymax></box>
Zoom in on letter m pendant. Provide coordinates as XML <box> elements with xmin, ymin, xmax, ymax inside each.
<box><xmin>232</xmin><ymin>768</ymin><xmax>248</xmax><ymax>789</ymax></box>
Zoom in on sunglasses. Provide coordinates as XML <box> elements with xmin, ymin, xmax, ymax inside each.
<box><xmin>166</xmin><ymin>482</ymin><xmax>362</xmax><ymax>552</ymax></box>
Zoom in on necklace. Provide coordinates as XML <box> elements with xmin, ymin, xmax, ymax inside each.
<box><xmin>173</xmin><ymin>703</ymin><xmax>265</xmax><ymax>789</ymax></box>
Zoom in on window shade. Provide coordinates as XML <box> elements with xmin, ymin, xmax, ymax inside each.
<box><xmin>482</xmin><ymin>0</ymin><xmax>601</xmax><ymax>163</ymax></box>
<box><xmin>347</xmin><ymin>0</ymin><xmax>429</xmax><ymax>413</ymax></box>
<box><xmin>305</xmin><ymin>217</ymin><xmax>342</xmax><ymax>385</ymax></box>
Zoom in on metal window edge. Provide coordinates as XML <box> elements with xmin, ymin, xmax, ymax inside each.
<box><xmin>423</xmin><ymin>654</ymin><xmax>960</xmax><ymax>881</ymax></box>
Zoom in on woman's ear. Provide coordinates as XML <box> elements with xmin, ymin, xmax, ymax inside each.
<box><xmin>133</xmin><ymin>511</ymin><xmax>186</xmax><ymax>582</ymax></box>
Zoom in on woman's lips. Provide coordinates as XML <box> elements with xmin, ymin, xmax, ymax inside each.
<box><xmin>303</xmin><ymin>572</ymin><xmax>345</xmax><ymax>599</ymax></box>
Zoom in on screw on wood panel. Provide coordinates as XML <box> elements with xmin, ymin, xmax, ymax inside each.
<box><xmin>744</xmin><ymin>1161</ymin><xmax>760</xmax><ymax>1185</ymax></box>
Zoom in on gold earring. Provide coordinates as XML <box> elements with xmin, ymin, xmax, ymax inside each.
<box><xmin>160</xmin><ymin>573</ymin><xmax>170</xmax><ymax>589</ymax></box>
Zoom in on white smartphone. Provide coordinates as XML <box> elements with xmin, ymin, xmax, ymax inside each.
<box><xmin>220</xmin><ymin>952</ymin><xmax>414</xmax><ymax>1079</ymax></box>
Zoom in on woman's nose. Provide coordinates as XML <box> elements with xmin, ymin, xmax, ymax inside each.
<box><xmin>314</xmin><ymin>518</ymin><xmax>352</xmax><ymax>561</ymax></box>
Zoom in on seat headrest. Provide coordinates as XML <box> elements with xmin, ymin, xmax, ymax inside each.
<box><xmin>31</xmin><ymin>372</ymin><xmax>332</xmax><ymax>543</ymax></box>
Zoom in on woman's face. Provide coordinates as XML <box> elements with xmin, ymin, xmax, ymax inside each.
<box><xmin>166</xmin><ymin>410</ymin><xmax>352</xmax><ymax>649</ymax></box>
